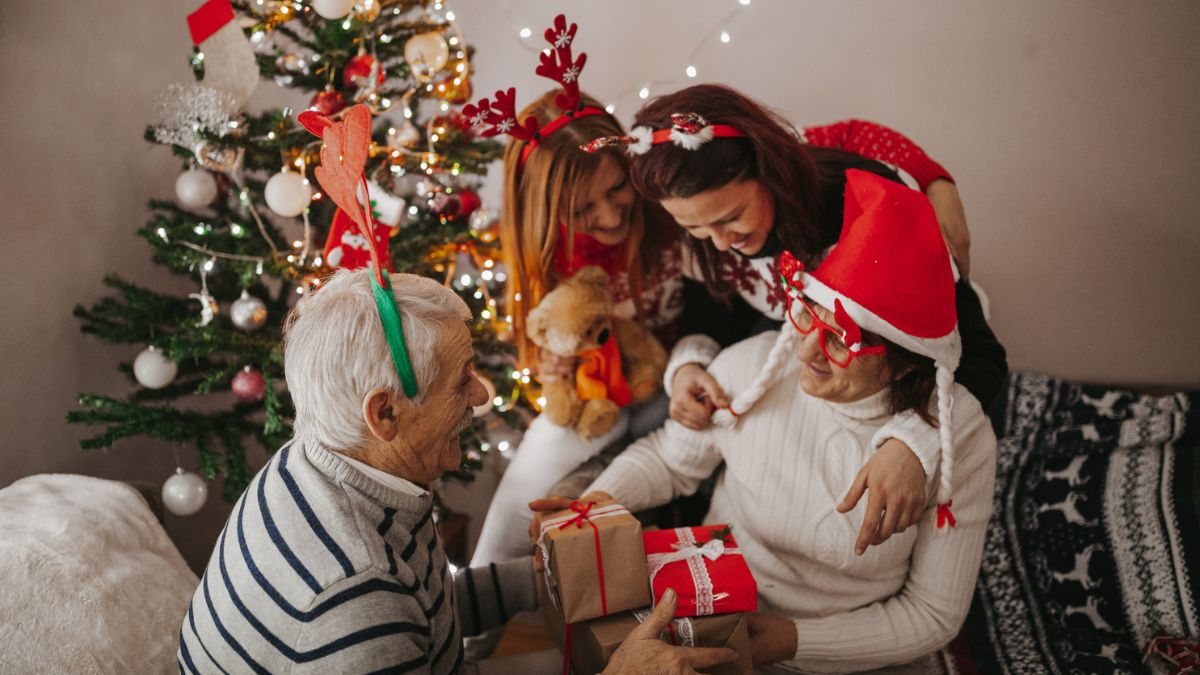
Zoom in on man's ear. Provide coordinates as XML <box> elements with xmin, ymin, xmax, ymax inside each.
<box><xmin>362</xmin><ymin>386</ymin><xmax>415</xmax><ymax>442</ymax></box>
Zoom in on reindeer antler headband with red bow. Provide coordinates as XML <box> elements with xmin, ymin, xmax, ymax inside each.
<box><xmin>581</xmin><ymin>112</ymin><xmax>746</xmax><ymax>155</ymax></box>
<box><xmin>461</xmin><ymin>14</ymin><xmax>606</xmax><ymax>168</ymax></box>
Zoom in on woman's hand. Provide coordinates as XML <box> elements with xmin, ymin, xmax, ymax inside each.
<box><xmin>837</xmin><ymin>438</ymin><xmax>927</xmax><ymax>556</ymax></box>
<box><xmin>746</xmin><ymin>611</ymin><xmax>797</xmax><ymax>667</ymax></box>
<box><xmin>537</xmin><ymin>350</ymin><xmax>576</xmax><ymax>384</ymax></box>
<box><xmin>925</xmin><ymin>179</ymin><xmax>971</xmax><ymax>278</ymax></box>
<box><xmin>669</xmin><ymin>364</ymin><xmax>729</xmax><ymax>430</ymax></box>
<box><xmin>526</xmin><ymin>491</ymin><xmax>614</xmax><ymax>572</ymax></box>
<box><xmin>604</xmin><ymin>589</ymin><xmax>738</xmax><ymax>674</ymax></box>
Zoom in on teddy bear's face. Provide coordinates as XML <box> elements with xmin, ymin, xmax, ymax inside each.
<box><xmin>526</xmin><ymin>266</ymin><xmax>616</xmax><ymax>357</ymax></box>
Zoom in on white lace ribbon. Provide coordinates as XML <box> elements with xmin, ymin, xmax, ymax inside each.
<box><xmin>633</xmin><ymin>608</ymin><xmax>696</xmax><ymax>647</ymax></box>
<box><xmin>645</xmin><ymin>527</ymin><xmax>740</xmax><ymax>616</ymax></box>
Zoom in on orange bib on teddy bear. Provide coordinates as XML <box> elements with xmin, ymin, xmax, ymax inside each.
<box><xmin>575</xmin><ymin>334</ymin><xmax>633</xmax><ymax>408</ymax></box>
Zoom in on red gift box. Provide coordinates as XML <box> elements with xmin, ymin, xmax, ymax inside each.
<box><xmin>643</xmin><ymin>525</ymin><xmax>758</xmax><ymax>618</ymax></box>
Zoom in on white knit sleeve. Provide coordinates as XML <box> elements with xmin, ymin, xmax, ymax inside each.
<box><xmin>784</xmin><ymin>395</ymin><xmax>997</xmax><ymax>673</ymax></box>
<box><xmin>869</xmin><ymin>410</ymin><xmax>941</xmax><ymax>479</ymax></box>
<box><xmin>583</xmin><ymin>420</ymin><xmax>723</xmax><ymax>513</ymax></box>
<box><xmin>662</xmin><ymin>334</ymin><xmax>721</xmax><ymax>393</ymax></box>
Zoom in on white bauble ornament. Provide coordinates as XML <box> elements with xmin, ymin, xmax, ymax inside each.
<box><xmin>230</xmin><ymin>290</ymin><xmax>268</xmax><ymax>331</ymax></box>
<box><xmin>404</xmin><ymin>32</ymin><xmax>449</xmax><ymax>83</ymax></box>
<box><xmin>174</xmin><ymin>169</ymin><xmax>218</xmax><ymax>208</ymax></box>
<box><xmin>264</xmin><ymin>171</ymin><xmax>312</xmax><ymax>217</ymax></box>
<box><xmin>162</xmin><ymin>468</ymin><xmax>208</xmax><ymax>516</ymax></box>
<box><xmin>133</xmin><ymin>346</ymin><xmax>177</xmax><ymax>389</ymax></box>
<box><xmin>311</xmin><ymin>0</ymin><xmax>356</xmax><ymax>19</ymax></box>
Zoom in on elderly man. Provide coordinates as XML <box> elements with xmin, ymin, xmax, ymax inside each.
<box><xmin>178</xmin><ymin>269</ymin><xmax>734</xmax><ymax>674</ymax></box>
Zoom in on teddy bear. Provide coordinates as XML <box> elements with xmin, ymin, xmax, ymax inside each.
<box><xmin>526</xmin><ymin>266</ymin><xmax>668</xmax><ymax>440</ymax></box>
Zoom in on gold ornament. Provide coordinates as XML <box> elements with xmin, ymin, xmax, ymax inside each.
<box><xmin>404</xmin><ymin>32</ymin><xmax>449</xmax><ymax>83</ymax></box>
<box><xmin>193</xmin><ymin>141</ymin><xmax>244</xmax><ymax>176</ymax></box>
<box><xmin>353</xmin><ymin>0</ymin><xmax>380</xmax><ymax>22</ymax></box>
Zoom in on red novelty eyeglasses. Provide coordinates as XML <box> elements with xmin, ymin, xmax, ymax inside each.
<box><xmin>785</xmin><ymin>293</ymin><xmax>886</xmax><ymax>368</ymax></box>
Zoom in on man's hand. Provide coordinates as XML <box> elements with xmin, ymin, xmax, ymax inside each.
<box><xmin>837</xmin><ymin>438</ymin><xmax>927</xmax><ymax>555</ymax></box>
<box><xmin>925</xmin><ymin>178</ymin><xmax>971</xmax><ymax>278</ymax></box>
<box><xmin>603</xmin><ymin>589</ymin><xmax>738</xmax><ymax>674</ymax></box>
<box><xmin>526</xmin><ymin>491</ymin><xmax>614</xmax><ymax>572</ymax></box>
<box><xmin>745</xmin><ymin>610</ymin><xmax>797</xmax><ymax>667</ymax></box>
<box><xmin>669</xmin><ymin>364</ymin><xmax>729</xmax><ymax>431</ymax></box>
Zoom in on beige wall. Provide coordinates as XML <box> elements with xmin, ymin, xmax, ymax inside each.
<box><xmin>1</xmin><ymin>0</ymin><xmax>1197</xmax><ymax>570</ymax></box>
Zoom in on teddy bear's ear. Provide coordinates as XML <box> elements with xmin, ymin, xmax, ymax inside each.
<box><xmin>572</xmin><ymin>265</ymin><xmax>610</xmax><ymax>289</ymax></box>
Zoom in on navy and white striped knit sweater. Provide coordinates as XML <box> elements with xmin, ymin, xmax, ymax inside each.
<box><xmin>178</xmin><ymin>440</ymin><xmax>536</xmax><ymax>674</ymax></box>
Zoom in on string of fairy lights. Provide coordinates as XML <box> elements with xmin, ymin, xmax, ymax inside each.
<box><xmin>502</xmin><ymin>0</ymin><xmax>754</xmax><ymax>115</ymax></box>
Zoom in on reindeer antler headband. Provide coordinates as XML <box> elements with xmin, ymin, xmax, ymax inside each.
<box><xmin>297</xmin><ymin>105</ymin><xmax>419</xmax><ymax>398</ymax></box>
<box><xmin>461</xmin><ymin>14</ymin><xmax>606</xmax><ymax>169</ymax></box>
<box><xmin>581</xmin><ymin>112</ymin><xmax>746</xmax><ymax>155</ymax></box>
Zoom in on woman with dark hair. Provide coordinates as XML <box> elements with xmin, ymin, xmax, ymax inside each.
<box><xmin>570</xmin><ymin>171</ymin><xmax>998</xmax><ymax>672</ymax></box>
<box><xmin>610</xmin><ymin>84</ymin><xmax>1006</xmax><ymax>548</ymax></box>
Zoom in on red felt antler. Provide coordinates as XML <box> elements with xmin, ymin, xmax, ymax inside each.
<box><xmin>461</xmin><ymin>87</ymin><xmax>538</xmax><ymax>141</ymax></box>
<box><xmin>833</xmin><ymin>299</ymin><xmax>865</xmax><ymax>352</ymax></box>
<box><xmin>297</xmin><ymin>105</ymin><xmax>387</xmax><ymax>285</ymax></box>
<box><xmin>535</xmin><ymin>14</ymin><xmax>586</xmax><ymax>112</ymax></box>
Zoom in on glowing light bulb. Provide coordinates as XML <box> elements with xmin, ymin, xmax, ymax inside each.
<box><xmin>519</xmin><ymin>27</ymin><xmax>531</xmax><ymax>38</ymax></box>
<box><xmin>638</xmin><ymin>87</ymin><xmax>650</xmax><ymax>99</ymax></box>
<box><xmin>686</xmin><ymin>65</ymin><xmax>697</xmax><ymax>78</ymax></box>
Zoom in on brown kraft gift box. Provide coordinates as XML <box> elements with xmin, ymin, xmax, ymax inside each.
<box><xmin>540</xmin><ymin>581</ymin><xmax>752</xmax><ymax>675</ymax></box>
<box><xmin>537</xmin><ymin>498</ymin><xmax>650</xmax><ymax>623</ymax></box>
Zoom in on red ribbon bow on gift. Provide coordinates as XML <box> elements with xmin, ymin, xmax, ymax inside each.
<box><xmin>557</xmin><ymin>501</ymin><xmax>608</xmax><ymax>616</ymax></box>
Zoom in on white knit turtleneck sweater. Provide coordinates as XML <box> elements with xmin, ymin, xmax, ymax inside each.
<box><xmin>587</xmin><ymin>332</ymin><xmax>997</xmax><ymax>673</ymax></box>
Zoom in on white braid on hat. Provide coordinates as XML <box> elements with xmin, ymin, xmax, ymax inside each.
<box><xmin>711</xmin><ymin>327</ymin><xmax>800</xmax><ymax>428</ymax></box>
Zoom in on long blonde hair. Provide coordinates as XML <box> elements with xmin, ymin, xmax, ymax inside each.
<box><xmin>500</xmin><ymin>90</ymin><xmax>667</xmax><ymax>367</ymax></box>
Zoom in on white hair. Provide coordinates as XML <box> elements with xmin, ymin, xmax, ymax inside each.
<box><xmin>283</xmin><ymin>269</ymin><xmax>470</xmax><ymax>452</ymax></box>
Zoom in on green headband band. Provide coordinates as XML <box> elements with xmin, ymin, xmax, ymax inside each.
<box><xmin>371</xmin><ymin>273</ymin><xmax>419</xmax><ymax>399</ymax></box>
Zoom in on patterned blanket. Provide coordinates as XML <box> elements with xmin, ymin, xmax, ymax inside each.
<box><xmin>939</xmin><ymin>373</ymin><xmax>1200</xmax><ymax>675</ymax></box>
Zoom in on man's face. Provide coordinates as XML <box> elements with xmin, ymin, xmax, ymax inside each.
<box><xmin>410</xmin><ymin>320</ymin><xmax>489</xmax><ymax>479</ymax></box>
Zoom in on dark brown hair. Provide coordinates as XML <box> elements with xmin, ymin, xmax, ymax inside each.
<box><xmin>629</xmin><ymin>84</ymin><xmax>826</xmax><ymax>297</ymax></box>
<box><xmin>875</xmin><ymin>334</ymin><xmax>938</xmax><ymax>426</ymax></box>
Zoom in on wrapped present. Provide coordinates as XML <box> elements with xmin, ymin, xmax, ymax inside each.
<box><xmin>540</xmin><ymin>581</ymin><xmax>752</xmax><ymax>675</ymax></box>
<box><xmin>538</xmin><ymin>499</ymin><xmax>650</xmax><ymax>623</ymax></box>
<box><xmin>644</xmin><ymin>525</ymin><xmax>758</xmax><ymax>618</ymax></box>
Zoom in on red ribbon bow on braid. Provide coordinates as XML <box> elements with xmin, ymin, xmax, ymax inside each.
<box><xmin>461</xmin><ymin>14</ymin><xmax>604</xmax><ymax>168</ymax></box>
<box><xmin>1144</xmin><ymin>633</ymin><xmax>1200</xmax><ymax>674</ymax></box>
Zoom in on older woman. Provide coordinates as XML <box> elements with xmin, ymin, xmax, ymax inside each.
<box><xmin>565</xmin><ymin>171</ymin><xmax>998</xmax><ymax>673</ymax></box>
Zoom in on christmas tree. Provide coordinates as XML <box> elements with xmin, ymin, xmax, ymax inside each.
<box><xmin>68</xmin><ymin>0</ymin><xmax>533</xmax><ymax>507</ymax></box>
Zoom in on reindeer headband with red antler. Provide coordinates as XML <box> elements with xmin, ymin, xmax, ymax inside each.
<box><xmin>461</xmin><ymin>14</ymin><xmax>606</xmax><ymax>168</ymax></box>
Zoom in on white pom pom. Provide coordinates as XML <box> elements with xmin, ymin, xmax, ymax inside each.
<box><xmin>670</xmin><ymin>125</ymin><xmax>715</xmax><ymax>150</ymax></box>
<box><xmin>627</xmin><ymin>126</ymin><xmax>653</xmax><ymax>155</ymax></box>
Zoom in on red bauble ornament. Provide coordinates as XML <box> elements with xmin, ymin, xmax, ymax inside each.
<box><xmin>456</xmin><ymin>189</ymin><xmax>481</xmax><ymax>220</ymax></box>
<box><xmin>310</xmin><ymin>88</ymin><xmax>346</xmax><ymax>115</ymax></box>
<box><xmin>430</xmin><ymin>191</ymin><xmax>459</xmax><ymax>217</ymax></box>
<box><xmin>343</xmin><ymin>54</ymin><xmax>385</xmax><ymax>88</ymax></box>
<box><xmin>232</xmin><ymin>367</ymin><xmax>266</xmax><ymax>403</ymax></box>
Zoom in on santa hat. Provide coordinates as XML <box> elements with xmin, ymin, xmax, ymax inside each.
<box><xmin>713</xmin><ymin>169</ymin><xmax>962</xmax><ymax>528</ymax></box>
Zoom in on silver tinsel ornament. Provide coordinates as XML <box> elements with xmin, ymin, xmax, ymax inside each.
<box><xmin>230</xmin><ymin>290</ymin><xmax>267</xmax><ymax>331</ymax></box>
<box><xmin>152</xmin><ymin>83</ymin><xmax>236</xmax><ymax>149</ymax></box>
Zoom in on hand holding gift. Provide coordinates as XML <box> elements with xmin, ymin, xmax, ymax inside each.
<box><xmin>603</xmin><ymin>589</ymin><xmax>741</xmax><ymax>675</ymax></box>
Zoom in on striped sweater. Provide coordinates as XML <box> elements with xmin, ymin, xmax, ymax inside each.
<box><xmin>178</xmin><ymin>441</ymin><xmax>536</xmax><ymax>674</ymax></box>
